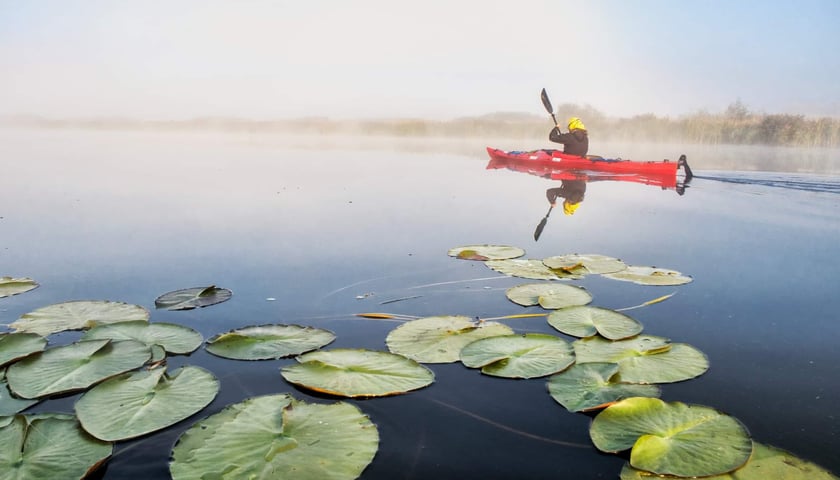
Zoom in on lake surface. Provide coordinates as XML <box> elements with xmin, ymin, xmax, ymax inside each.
<box><xmin>1</xmin><ymin>129</ymin><xmax>839</xmax><ymax>479</ymax></box>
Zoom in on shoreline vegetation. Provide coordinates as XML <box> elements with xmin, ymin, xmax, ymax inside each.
<box><xmin>2</xmin><ymin>101</ymin><xmax>839</xmax><ymax>148</ymax></box>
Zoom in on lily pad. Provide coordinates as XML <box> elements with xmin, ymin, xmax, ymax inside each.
<box><xmin>602</xmin><ymin>266</ymin><xmax>693</xmax><ymax>286</ymax></box>
<box><xmin>574</xmin><ymin>335</ymin><xmax>709</xmax><ymax>384</ymax></box>
<box><xmin>0</xmin><ymin>369</ymin><xmax>39</xmax><ymax>416</ymax></box>
<box><xmin>386</xmin><ymin>315</ymin><xmax>514</xmax><ymax>363</ymax></box>
<box><xmin>0</xmin><ymin>414</ymin><xmax>112</xmax><ymax>479</ymax></box>
<box><xmin>281</xmin><ymin>348</ymin><xmax>434</xmax><ymax>397</ymax></box>
<box><xmin>547</xmin><ymin>362</ymin><xmax>661</xmax><ymax>412</ymax></box>
<box><xmin>620</xmin><ymin>442</ymin><xmax>840</xmax><ymax>479</ymax></box>
<box><xmin>486</xmin><ymin>259</ymin><xmax>582</xmax><ymax>280</ymax></box>
<box><xmin>0</xmin><ymin>332</ymin><xmax>47</xmax><ymax>368</ymax></box>
<box><xmin>590</xmin><ymin>397</ymin><xmax>753</xmax><ymax>477</ymax></box>
<box><xmin>154</xmin><ymin>285</ymin><xmax>232</xmax><ymax>311</ymax></box>
<box><xmin>10</xmin><ymin>300</ymin><xmax>150</xmax><ymax>336</ymax></box>
<box><xmin>205</xmin><ymin>324</ymin><xmax>335</xmax><ymax>360</ymax></box>
<box><xmin>505</xmin><ymin>283</ymin><xmax>593</xmax><ymax>309</ymax></box>
<box><xmin>459</xmin><ymin>333</ymin><xmax>575</xmax><ymax>378</ymax></box>
<box><xmin>75</xmin><ymin>365</ymin><xmax>219</xmax><ymax>441</ymax></box>
<box><xmin>6</xmin><ymin>339</ymin><xmax>151</xmax><ymax>399</ymax></box>
<box><xmin>170</xmin><ymin>394</ymin><xmax>378</xmax><ymax>480</ymax></box>
<box><xmin>543</xmin><ymin>254</ymin><xmax>627</xmax><ymax>274</ymax></box>
<box><xmin>0</xmin><ymin>277</ymin><xmax>39</xmax><ymax>298</ymax></box>
<box><xmin>547</xmin><ymin>306</ymin><xmax>643</xmax><ymax>340</ymax></box>
<box><xmin>81</xmin><ymin>320</ymin><xmax>203</xmax><ymax>355</ymax></box>
<box><xmin>447</xmin><ymin>244</ymin><xmax>525</xmax><ymax>261</ymax></box>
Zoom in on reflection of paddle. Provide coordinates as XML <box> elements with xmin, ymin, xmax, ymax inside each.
<box><xmin>541</xmin><ymin>88</ymin><xmax>558</xmax><ymax>126</ymax></box>
<box><xmin>533</xmin><ymin>205</ymin><xmax>554</xmax><ymax>241</ymax></box>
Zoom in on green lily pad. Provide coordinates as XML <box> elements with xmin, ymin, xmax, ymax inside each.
<box><xmin>281</xmin><ymin>348</ymin><xmax>434</xmax><ymax>397</ymax></box>
<box><xmin>0</xmin><ymin>332</ymin><xmax>47</xmax><ymax>368</ymax></box>
<box><xmin>543</xmin><ymin>254</ymin><xmax>627</xmax><ymax>274</ymax></box>
<box><xmin>6</xmin><ymin>339</ymin><xmax>151</xmax><ymax>399</ymax></box>
<box><xmin>0</xmin><ymin>369</ymin><xmax>40</xmax><ymax>416</ymax></box>
<box><xmin>447</xmin><ymin>244</ymin><xmax>526</xmax><ymax>261</ymax></box>
<box><xmin>547</xmin><ymin>362</ymin><xmax>661</xmax><ymax>412</ymax></box>
<box><xmin>460</xmin><ymin>333</ymin><xmax>575</xmax><ymax>378</ymax></box>
<box><xmin>620</xmin><ymin>442</ymin><xmax>840</xmax><ymax>479</ymax></box>
<box><xmin>81</xmin><ymin>320</ymin><xmax>203</xmax><ymax>355</ymax></box>
<box><xmin>486</xmin><ymin>259</ymin><xmax>583</xmax><ymax>280</ymax></box>
<box><xmin>170</xmin><ymin>394</ymin><xmax>379</xmax><ymax>480</ymax></box>
<box><xmin>154</xmin><ymin>285</ymin><xmax>233</xmax><ymax>311</ymax></box>
<box><xmin>386</xmin><ymin>315</ymin><xmax>514</xmax><ymax>363</ymax></box>
<box><xmin>0</xmin><ymin>414</ymin><xmax>112</xmax><ymax>479</ymax></box>
<box><xmin>574</xmin><ymin>335</ymin><xmax>709</xmax><ymax>384</ymax></box>
<box><xmin>10</xmin><ymin>300</ymin><xmax>150</xmax><ymax>336</ymax></box>
<box><xmin>505</xmin><ymin>283</ymin><xmax>593</xmax><ymax>309</ymax></box>
<box><xmin>0</xmin><ymin>277</ymin><xmax>39</xmax><ymax>298</ymax></box>
<box><xmin>75</xmin><ymin>365</ymin><xmax>219</xmax><ymax>441</ymax></box>
<box><xmin>548</xmin><ymin>306</ymin><xmax>643</xmax><ymax>340</ymax></box>
<box><xmin>205</xmin><ymin>324</ymin><xmax>336</xmax><ymax>360</ymax></box>
<box><xmin>591</xmin><ymin>397</ymin><xmax>753</xmax><ymax>477</ymax></box>
<box><xmin>602</xmin><ymin>266</ymin><xmax>693</xmax><ymax>286</ymax></box>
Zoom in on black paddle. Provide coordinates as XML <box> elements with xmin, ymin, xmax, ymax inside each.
<box><xmin>541</xmin><ymin>88</ymin><xmax>558</xmax><ymax>126</ymax></box>
<box><xmin>533</xmin><ymin>205</ymin><xmax>554</xmax><ymax>241</ymax></box>
<box><xmin>534</xmin><ymin>88</ymin><xmax>560</xmax><ymax>241</ymax></box>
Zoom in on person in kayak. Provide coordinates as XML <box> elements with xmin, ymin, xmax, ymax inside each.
<box><xmin>546</xmin><ymin>180</ymin><xmax>586</xmax><ymax>216</ymax></box>
<box><xmin>549</xmin><ymin>117</ymin><xmax>588</xmax><ymax>157</ymax></box>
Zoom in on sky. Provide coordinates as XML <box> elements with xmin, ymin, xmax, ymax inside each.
<box><xmin>1</xmin><ymin>0</ymin><xmax>839</xmax><ymax>120</ymax></box>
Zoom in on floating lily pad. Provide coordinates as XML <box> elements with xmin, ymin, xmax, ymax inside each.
<box><xmin>6</xmin><ymin>339</ymin><xmax>151</xmax><ymax>399</ymax></box>
<box><xmin>0</xmin><ymin>414</ymin><xmax>112</xmax><ymax>479</ymax></box>
<box><xmin>170</xmin><ymin>394</ymin><xmax>379</xmax><ymax>480</ymax></box>
<box><xmin>205</xmin><ymin>324</ymin><xmax>335</xmax><ymax>360</ymax></box>
<box><xmin>505</xmin><ymin>283</ymin><xmax>593</xmax><ymax>309</ymax></box>
<box><xmin>602</xmin><ymin>266</ymin><xmax>693</xmax><ymax>286</ymax></box>
<box><xmin>0</xmin><ymin>369</ymin><xmax>40</xmax><ymax>416</ymax></box>
<box><xmin>0</xmin><ymin>332</ymin><xmax>47</xmax><ymax>368</ymax></box>
<box><xmin>486</xmin><ymin>259</ymin><xmax>582</xmax><ymax>280</ymax></box>
<box><xmin>0</xmin><ymin>277</ymin><xmax>39</xmax><ymax>298</ymax></box>
<box><xmin>10</xmin><ymin>300</ymin><xmax>150</xmax><ymax>336</ymax></box>
<box><xmin>574</xmin><ymin>335</ymin><xmax>709</xmax><ymax>384</ymax></box>
<box><xmin>281</xmin><ymin>349</ymin><xmax>434</xmax><ymax>397</ymax></box>
<box><xmin>543</xmin><ymin>254</ymin><xmax>627</xmax><ymax>275</ymax></box>
<box><xmin>81</xmin><ymin>320</ymin><xmax>203</xmax><ymax>355</ymax></box>
<box><xmin>154</xmin><ymin>285</ymin><xmax>232</xmax><ymax>311</ymax></box>
<box><xmin>447</xmin><ymin>244</ymin><xmax>526</xmax><ymax>261</ymax></box>
<box><xmin>460</xmin><ymin>333</ymin><xmax>574</xmax><ymax>378</ymax></box>
<box><xmin>386</xmin><ymin>315</ymin><xmax>514</xmax><ymax>363</ymax></box>
<box><xmin>76</xmin><ymin>365</ymin><xmax>219</xmax><ymax>441</ymax></box>
<box><xmin>591</xmin><ymin>397</ymin><xmax>753</xmax><ymax>477</ymax></box>
<box><xmin>620</xmin><ymin>442</ymin><xmax>840</xmax><ymax>479</ymax></box>
<box><xmin>548</xmin><ymin>306</ymin><xmax>643</xmax><ymax>340</ymax></box>
<box><xmin>547</xmin><ymin>362</ymin><xmax>661</xmax><ymax>412</ymax></box>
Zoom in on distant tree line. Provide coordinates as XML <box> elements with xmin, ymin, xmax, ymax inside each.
<box><xmin>2</xmin><ymin>101</ymin><xmax>838</xmax><ymax>148</ymax></box>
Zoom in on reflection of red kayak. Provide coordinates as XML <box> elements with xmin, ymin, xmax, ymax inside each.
<box><xmin>486</xmin><ymin>147</ymin><xmax>690</xmax><ymax>190</ymax></box>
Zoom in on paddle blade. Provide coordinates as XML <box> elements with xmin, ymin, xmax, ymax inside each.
<box><xmin>534</xmin><ymin>218</ymin><xmax>549</xmax><ymax>241</ymax></box>
<box><xmin>541</xmin><ymin>88</ymin><xmax>554</xmax><ymax>115</ymax></box>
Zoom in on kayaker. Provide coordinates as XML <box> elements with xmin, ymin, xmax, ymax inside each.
<box><xmin>546</xmin><ymin>180</ymin><xmax>586</xmax><ymax>216</ymax></box>
<box><xmin>549</xmin><ymin>117</ymin><xmax>589</xmax><ymax>157</ymax></box>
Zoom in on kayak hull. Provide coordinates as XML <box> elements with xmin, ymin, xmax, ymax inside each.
<box><xmin>486</xmin><ymin>147</ymin><xmax>680</xmax><ymax>176</ymax></box>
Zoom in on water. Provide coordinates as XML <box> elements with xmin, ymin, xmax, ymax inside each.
<box><xmin>1</xmin><ymin>129</ymin><xmax>839</xmax><ymax>478</ymax></box>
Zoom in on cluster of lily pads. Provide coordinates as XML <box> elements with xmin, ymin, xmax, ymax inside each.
<box><xmin>1</xmin><ymin>258</ymin><xmax>838</xmax><ymax>480</ymax></box>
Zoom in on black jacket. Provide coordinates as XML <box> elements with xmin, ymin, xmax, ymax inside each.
<box><xmin>549</xmin><ymin>128</ymin><xmax>589</xmax><ymax>157</ymax></box>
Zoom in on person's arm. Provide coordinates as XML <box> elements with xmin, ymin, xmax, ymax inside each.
<box><xmin>546</xmin><ymin>187</ymin><xmax>564</xmax><ymax>206</ymax></box>
<box><xmin>549</xmin><ymin>127</ymin><xmax>569</xmax><ymax>144</ymax></box>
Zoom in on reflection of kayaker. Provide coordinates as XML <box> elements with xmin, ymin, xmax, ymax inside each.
<box><xmin>546</xmin><ymin>180</ymin><xmax>586</xmax><ymax>216</ymax></box>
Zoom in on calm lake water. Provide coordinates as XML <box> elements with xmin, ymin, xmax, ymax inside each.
<box><xmin>1</xmin><ymin>129</ymin><xmax>839</xmax><ymax>479</ymax></box>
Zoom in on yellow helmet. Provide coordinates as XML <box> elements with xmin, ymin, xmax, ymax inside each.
<box><xmin>567</xmin><ymin>117</ymin><xmax>586</xmax><ymax>131</ymax></box>
<box><xmin>563</xmin><ymin>200</ymin><xmax>581</xmax><ymax>215</ymax></box>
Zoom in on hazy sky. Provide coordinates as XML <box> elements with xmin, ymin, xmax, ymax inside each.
<box><xmin>1</xmin><ymin>0</ymin><xmax>838</xmax><ymax>120</ymax></box>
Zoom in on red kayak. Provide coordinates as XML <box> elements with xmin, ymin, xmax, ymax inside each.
<box><xmin>486</xmin><ymin>147</ymin><xmax>686</xmax><ymax>177</ymax></box>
